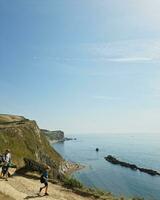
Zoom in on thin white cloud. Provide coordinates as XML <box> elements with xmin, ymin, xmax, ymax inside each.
<box><xmin>93</xmin><ymin>95</ymin><xmax>123</xmax><ymax>101</ymax></box>
<box><xmin>83</xmin><ymin>39</ymin><xmax>160</xmax><ymax>63</ymax></box>
<box><xmin>107</xmin><ymin>57</ymin><xmax>153</xmax><ymax>62</ymax></box>
<box><xmin>36</xmin><ymin>38</ymin><xmax>160</xmax><ymax>64</ymax></box>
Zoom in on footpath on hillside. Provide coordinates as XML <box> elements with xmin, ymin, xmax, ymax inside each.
<box><xmin>0</xmin><ymin>175</ymin><xmax>95</xmax><ymax>200</ymax></box>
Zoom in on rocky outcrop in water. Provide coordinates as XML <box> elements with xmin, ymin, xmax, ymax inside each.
<box><xmin>105</xmin><ymin>155</ymin><xmax>160</xmax><ymax>176</ymax></box>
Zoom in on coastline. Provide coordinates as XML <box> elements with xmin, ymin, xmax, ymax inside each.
<box><xmin>0</xmin><ymin>139</ymin><xmax>142</xmax><ymax>200</ymax></box>
<box><xmin>49</xmin><ymin>137</ymin><xmax>76</xmax><ymax>145</ymax></box>
<box><xmin>49</xmin><ymin>139</ymin><xmax>60</xmax><ymax>144</ymax></box>
<box><xmin>53</xmin><ymin>136</ymin><xmax>152</xmax><ymax>199</ymax></box>
<box><xmin>50</xmin><ymin>139</ymin><xmax>85</xmax><ymax>175</ymax></box>
<box><xmin>59</xmin><ymin>160</ymin><xmax>85</xmax><ymax>176</ymax></box>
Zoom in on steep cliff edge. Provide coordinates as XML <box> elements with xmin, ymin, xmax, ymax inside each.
<box><xmin>0</xmin><ymin>114</ymin><xmax>63</xmax><ymax>178</ymax></box>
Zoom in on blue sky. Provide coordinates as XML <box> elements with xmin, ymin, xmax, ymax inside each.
<box><xmin>1</xmin><ymin>0</ymin><xmax>160</xmax><ymax>134</ymax></box>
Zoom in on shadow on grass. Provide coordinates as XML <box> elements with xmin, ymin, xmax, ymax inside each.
<box><xmin>24</xmin><ymin>194</ymin><xmax>41</xmax><ymax>199</ymax></box>
<box><xmin>16</xmin><ymin>168</ymin><xmax>40</xmax><ymax>180</ymax></box>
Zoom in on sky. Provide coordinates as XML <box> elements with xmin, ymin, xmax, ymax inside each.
<box><xmin>1</xmin><ymin>0</ymin><xmax>160</xmax><ymax>134</ymax></box>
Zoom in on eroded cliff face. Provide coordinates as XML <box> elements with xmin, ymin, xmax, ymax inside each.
<box><xmin>0</xmin><ymin>114</ymin><xmax>63</xmax><ymax>178</ymax></box>
<box><xmin>41</xmin><ymin>129</ymin><xmax>64</xmax><ymax>141</ymax></box>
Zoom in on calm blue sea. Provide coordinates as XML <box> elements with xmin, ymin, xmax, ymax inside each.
<box><xmin>53</xmin><ymin>133</ymin><xmax>160</xmax><ymax>200</ymax></box>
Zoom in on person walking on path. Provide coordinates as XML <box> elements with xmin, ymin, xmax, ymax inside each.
<box><xmin>38</xmin><ymin>165</ymin><xmax>51</xmax><ymax>196</ymax></box>
<box><xmin>1</xmin><ymin>149</ymin><xmax>11</xmax><ymax>181</ymax></box>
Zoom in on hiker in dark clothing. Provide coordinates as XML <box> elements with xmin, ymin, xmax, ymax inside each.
<box><xmin>1</xmin><ymin>149</ymin><xmax>11</xmax><ymax>181</ymax></box>
<box><xmin>38</xmin><ymin>165</ymin><xmax>51</xmax><ymax>196</ymax></box>
<box><xmin>0</xmin><ymin>154</ymin><xmax>3</xmax><ymax>164</ymax></box>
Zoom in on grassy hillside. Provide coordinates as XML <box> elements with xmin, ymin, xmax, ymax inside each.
<box><xmin>0</xmin><ymin>114</ymin><xmax>63</xmax><ymax>177</ymax></box>
<box><xmin>0</xmin><ymin>114</ymin><xmax>25</xmax><ymax>123</ymax></box>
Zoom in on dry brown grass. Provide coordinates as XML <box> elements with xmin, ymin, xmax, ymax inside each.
<box><xmin>0</xmin><ymin>192</ymin><xmax>14</xmax><ymax>200</ymax></box>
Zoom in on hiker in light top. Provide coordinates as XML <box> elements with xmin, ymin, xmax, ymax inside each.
<box><xmin>39</xmin><ymin>165</ymin><xmax>51</xmax><ymax>196</ymax></box>
<box><xmin>1</xmin><ymin>149</ymin><xmax>11</xmax><ymax>181</ymax></box>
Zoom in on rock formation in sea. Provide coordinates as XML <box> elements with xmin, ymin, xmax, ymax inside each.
<box><xmin>105</xmin><ymin>155</ymin><xmax>160</xmax><ymax>176</ymax></box>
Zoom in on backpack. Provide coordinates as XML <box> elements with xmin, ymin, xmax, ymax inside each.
<box><xmin>2</xmin><ymin>165</ymin><xmax>8</xmax><ymax>175</ymax></box>
<box><xmin>40</xmin><ymin>175</ymin><xmax>45</xmax><ymax>183</ymax></box>
<box><xmin>0</xmin><ymin>155</ymin><xmax>3</xmax><ymax>164</ymax></box>
<box><xmin>0</xmin><ymin>155</ymin><xmax>6</xmax><ymax>164</ymax></box>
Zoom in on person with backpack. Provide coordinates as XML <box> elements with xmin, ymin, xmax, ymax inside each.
<box><xmin>0</xmin><ymin>154</ymin><xmax>3</xmax><ymax>164</ymax></box>
<box><xmin>38</xmin><ymin>165</ymin><xmax>51</xmax><ymax>196</ymax></box>
<box><xmin>1</xmin><ymin>149</ymin><xmax>11</xmax><ymax>181</ymax></box>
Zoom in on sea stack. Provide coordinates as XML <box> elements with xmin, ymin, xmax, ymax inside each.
<box><xmin>96</xmin><ymin>148</ymin><xmax>99</xmax><ymax>152</ymax></box>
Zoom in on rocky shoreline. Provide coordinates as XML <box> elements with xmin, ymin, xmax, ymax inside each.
<box><xmin>105</xmin><ymin>155</ymin><xmax>160</xmax><ymax>176</ymax></box>
<box><xmin>49</xmin><ymin>137</ymin><xmax>77</xmax><ymax>145</ymax></box>
<box><xmin>22</xmin><ymin>157</ymin><xmax>84</xmax><ymax>178</ymax></box>
<box><xmin>59</xmin><ymin>161</ymin><xmax>85</xmax><ymax>175</ymax></box>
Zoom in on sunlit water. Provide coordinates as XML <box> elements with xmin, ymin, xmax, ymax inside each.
<box><xmin>53</xmin><ymin>133</ymin><xmax>160</xmax><ymax>200</ymax></box>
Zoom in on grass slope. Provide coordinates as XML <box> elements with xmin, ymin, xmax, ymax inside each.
<box><xmin>0</xmin><ymin>114</ymin><xmax>62</xmax><ymax>170</ymax></box>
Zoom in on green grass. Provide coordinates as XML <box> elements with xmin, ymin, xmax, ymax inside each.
<box><xmin>61</xmin><ymin>176</ymin><xmax>145</xmax><ymax>200</ymax></box>
<box><xmin>0</xmin><ymin>117</ymin><xmax>62</xmax><ymax>169</ymax></box>
<box><xmin>63</xmin><ymin>176</ymin><xmax>83</xmax><ymax>189</ymax></box>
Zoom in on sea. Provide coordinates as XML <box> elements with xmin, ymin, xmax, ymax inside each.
<box><xmin>53</xmin><ymin>133</ymin><xmax>160</xmax><ymax>200</ymax></box>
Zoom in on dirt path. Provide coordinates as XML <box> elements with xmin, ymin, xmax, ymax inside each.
<box><xmin>0</xmin><ymin>176</ymin><xmax>94</xmax><ymax>200</ymax></box>
<box><xmin>0</xmin><ymin>192</ymin><xmax>14</xmax><ymax>200</ymax></box>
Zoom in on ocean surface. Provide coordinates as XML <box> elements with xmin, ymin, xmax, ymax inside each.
<box><xmin>53</xmin><ymin>133</ymin><xmax>160</xmax><ymax>200</ymax></box>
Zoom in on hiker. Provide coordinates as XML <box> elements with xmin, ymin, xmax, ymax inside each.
<box><xmin>0</xmin><ymin>154</ymin><xmax>4</xmax><ymax>178</ymax></box>
<box><xmin>1</xmin><ymin>149</ymin><xmax>11</xmax><ymax>181</ymax></box>
<box><xmin>39</xmin><ymin>165</ymin><xmax>51</xmax><ymax>196</ymax></box>
<box><xmin>0</xmin><ymin>154</ymin><xmax>3</xmax><ymax>164</ymax></box>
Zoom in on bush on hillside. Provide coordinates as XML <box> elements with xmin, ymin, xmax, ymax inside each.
<box><xmin>63</xmin><ymin>177</ymin><xmax>83</xmax><ymax>189</ymax></box>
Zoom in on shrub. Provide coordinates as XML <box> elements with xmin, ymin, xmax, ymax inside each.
<box><xmin>63</xmin><ymin>177</ymin><xmax>83</xmax><ymax>189</ymax></box>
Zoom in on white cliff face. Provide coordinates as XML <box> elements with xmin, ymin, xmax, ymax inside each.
<box><xmin>41</xmin><ymin>129</ymin><xmax>64</xmax><ymax>141</ymax></box>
